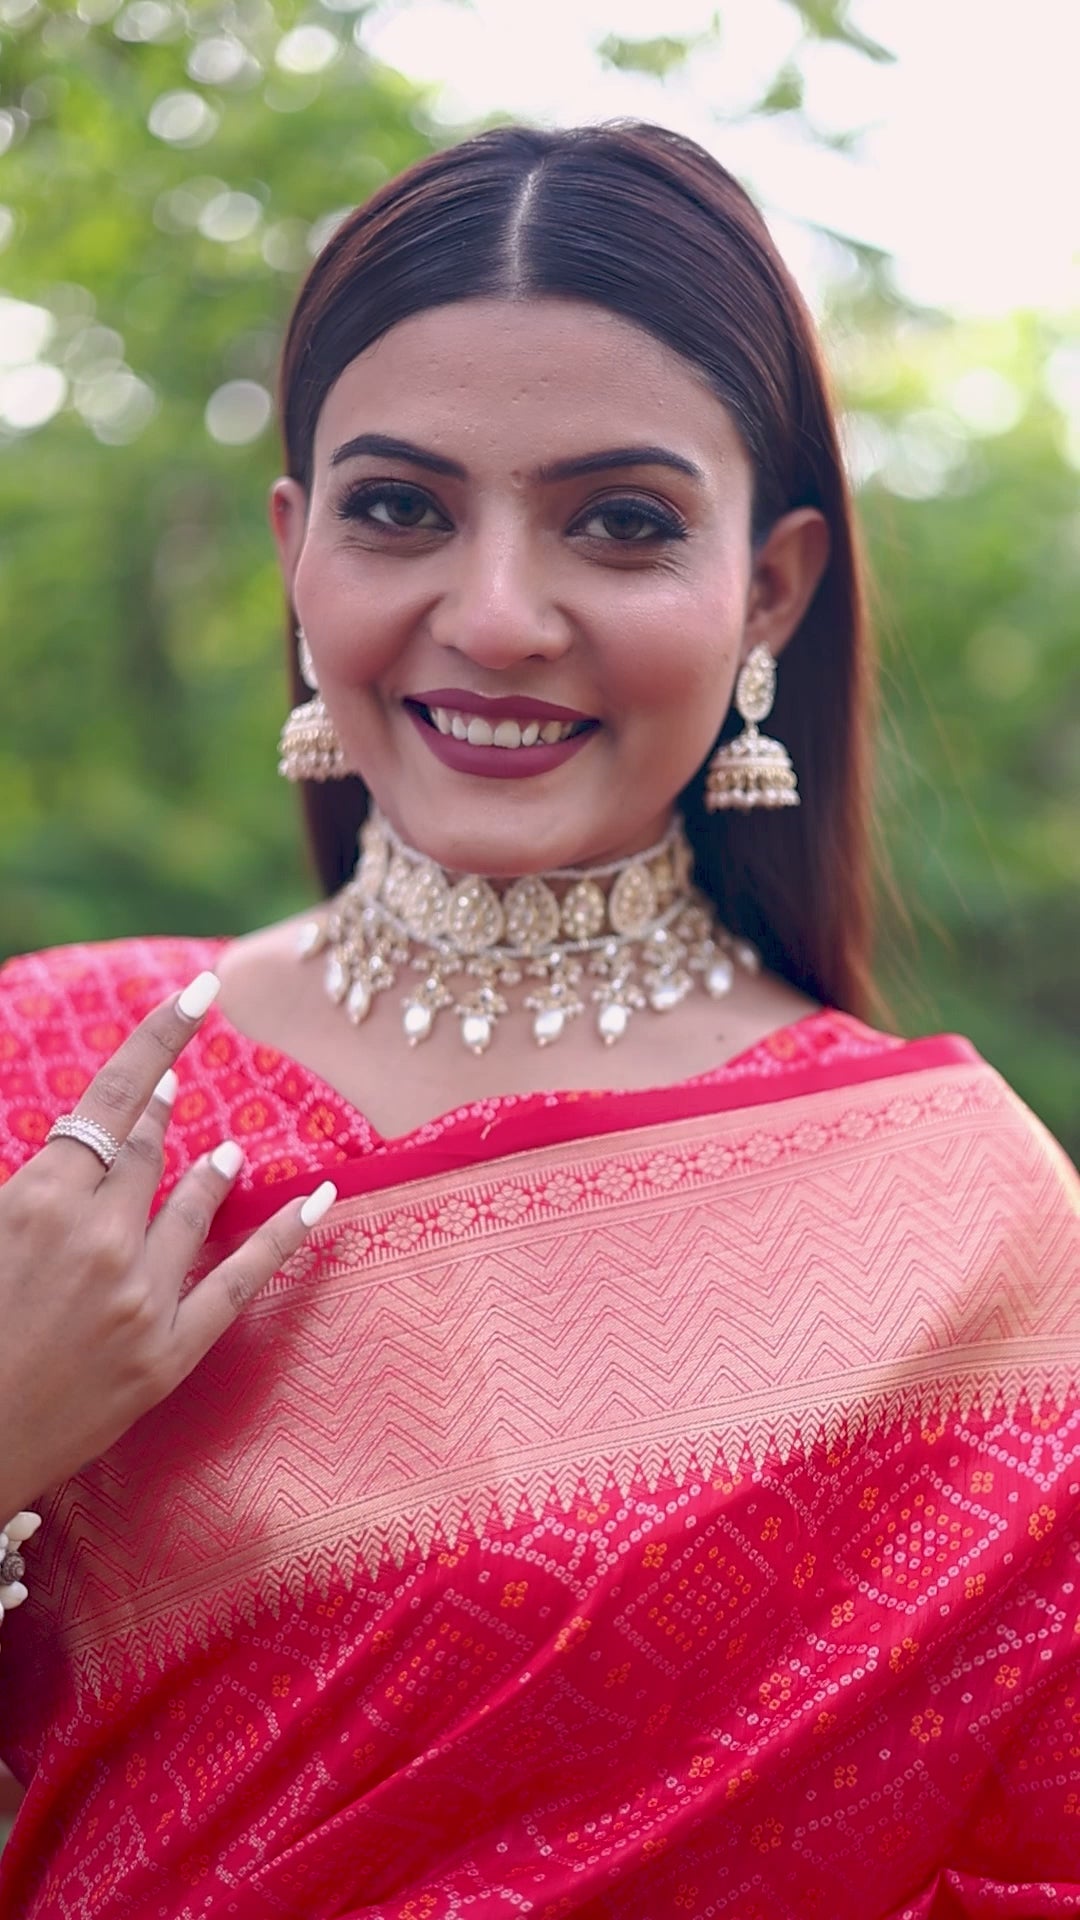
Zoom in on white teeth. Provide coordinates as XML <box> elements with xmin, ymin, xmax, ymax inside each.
<box><xmin>423</xmin><ymin>705</ymin><xmax>585</xmax><ymax>748</ymax></box>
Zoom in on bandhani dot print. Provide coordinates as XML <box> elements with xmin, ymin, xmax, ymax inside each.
<box><xmin>303</xmin><ymin>1102</ymin><xmax>341</xmax><ymax>1142</ymax></box>
<box><xmin>765</xmin><ymin>1028</ymin><xmax>798</xmax><ymax>1060</ymax></box>
<box><xmin>45</xmin><ymin>1066</ymin><xmax>85</xmax><ymax>1102</ymax></box>
<box><xmin>83</xmin><ymin>1022</ymin><xmax>124</xmax><ymax>1051</ymax></box>
<box><xmin>13</xmin><ymin>993</ymin><xmax>53</xmax><ymax>1020</ymax></box>
<box><xmin>259</xmin><ymin>1157</ymin><xmax>300</xmax><ymax>1185</ymax></box>
<box><xmin>117</xmin><ymin>973</ymin><xmax>153</xmax><ymax>1006</ymax></box>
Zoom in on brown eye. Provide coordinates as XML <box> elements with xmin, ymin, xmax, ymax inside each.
<box><xmin>334</xmin><ymin>482</ymin><xmax>450</xmax><ymax>533</ymax></box>
<box><xmin>370</xmin><ymin>487</ymin><xmax>438</xmax><ymax>529</ymax></box>
<box><xmin>590</xmin><ymin>505</ymin><xmax>657</xmax><ymax>541</ymax></box>
<box><xmin>573</xmin><ymin>496</ymin><xmax>687</xmax><ymax>544</ymax></box>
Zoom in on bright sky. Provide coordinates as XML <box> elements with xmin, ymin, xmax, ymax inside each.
<box><xmin>362</xmin><ymin>0</ymin><xmax>1080</xmax><ymax>317</ymax></box>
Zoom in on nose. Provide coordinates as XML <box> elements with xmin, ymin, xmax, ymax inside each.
<box><xmin>426</xmin><ymin>517</ymin><xmax>572</xmax><ymax>670</ymax></box>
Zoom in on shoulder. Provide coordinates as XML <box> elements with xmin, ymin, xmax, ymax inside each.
<box><xmin>2</xmin><ymin>929</ymin><xmax>226</xmax><ymax>977</ymax></box>
<box><xmin>737</xmin><ymin>1005</ymin><xmax>978</xmax><ymax>1081</ymax></box>
<box><xmin>754</xmin><ymin>1021</ymin><xmax>1079</xmax><ymax>1331</ymax></box>
<box><xmin>0</xmin><ymin>933</ymin><xmax>225</xmax><ymax>1034</ymax></box>
<box><xmin>754</xmin><ymin>1007</ymin><xmax>1075</xmax><ymax>1204</ymax></box>
<box><xmin>0</xmin><ymin>935</ymin><xmax>225</xmax><ymax>1179</ymax></box>
<box><xmin>833</xmin><ymin>1024</ymin><xmax>1078</xmax><ymax>1283</ymax></box>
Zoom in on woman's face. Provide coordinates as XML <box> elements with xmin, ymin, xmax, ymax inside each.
<box><xmin>271</xmin><ymin>296</ymin><xmax>826</xmax><ymax>875</ymax></box>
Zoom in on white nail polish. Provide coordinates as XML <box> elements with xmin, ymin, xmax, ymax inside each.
<box><xmin>153</xmin><ymin>1068</ymin><xmax>178</xmax><ymax>1107</ymax></box>
<box><xmin>176</xmin><ymin>971</ymin><xmax>221</xmax><ymax>1022</ymax></box>
<box><xmin>4</xmin><ymin>1513</ymin><xmax>40</xmax><ymax>1545</ymax></box>
<box><xmin>209</xmin><ymin>1140</ymin><xmax>244</xmax><ymax>1179</ymax></box>
<box><xmin>300</xmin><ymin>1180</ymin><xmax>337</xmax><ymax>1227</ymax></box>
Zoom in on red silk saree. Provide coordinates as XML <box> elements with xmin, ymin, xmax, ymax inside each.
<box><xmin>0</xmin><ymin>938</ymin><xmax>1077</xmax><ymax>1919</ymax></box>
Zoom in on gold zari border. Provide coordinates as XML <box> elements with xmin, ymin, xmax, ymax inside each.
<box><xmin>43</xmin><ymin>1061</ymin><xmax>1079</xmax><ymax>1692</ymax></box>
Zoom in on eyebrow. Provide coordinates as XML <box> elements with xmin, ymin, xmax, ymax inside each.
<box><xmin>330</xmin><ymin>433</ymin><xmax>465</xmax><ymax>477</ymax></box>
<box><xmin>329</xmin><ymin>432</ymin><xmax>703</xmax><ymax>485</ymax></box>
<box><xmin>537</xmin><ymin>446</ymin><xmax>703</xmax><ymax>483</ymax></box>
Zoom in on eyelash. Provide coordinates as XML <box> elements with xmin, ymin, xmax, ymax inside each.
<box><xmin>332</xmin><ymin>481</ymin><xmax>689</xmax><ymax>546</ymax></box>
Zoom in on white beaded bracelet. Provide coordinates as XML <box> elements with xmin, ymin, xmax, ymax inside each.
<box><xmin>0</xmin><ymin>1512</ymin><xmax>41</xmax><ymax>1642</ymax></box>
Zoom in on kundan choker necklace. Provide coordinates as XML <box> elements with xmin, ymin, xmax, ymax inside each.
<box><xmin>297</xmin><ymin>809</ymin><xmax>759</xmax><ymax>1054</ymax></box>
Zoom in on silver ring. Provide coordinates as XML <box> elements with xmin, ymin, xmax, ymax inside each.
<box><xmin>45</xmin><ymin>1113</ymin><xmax>122</xmax><ymax>1172</ymax></box>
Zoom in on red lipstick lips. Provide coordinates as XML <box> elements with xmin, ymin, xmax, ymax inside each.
<box><xmin>403</xmin><ymin>691</ymin><xmax>600</xmax><ymax>782</ymax></box>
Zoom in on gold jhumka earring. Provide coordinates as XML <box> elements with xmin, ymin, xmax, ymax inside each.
<box><xmin>277</xmin><ymin>629</ymin><xmax>349</xmax><ymax>782</ymax></box>
<box><xmin>704</xmin><ymin>643</ymin><xmax>799</xmax><ymax>812</ymax></box>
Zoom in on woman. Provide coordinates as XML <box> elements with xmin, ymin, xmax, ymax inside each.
<box><xmin>0</xmin><ymin>122</ymin><xmax>1076</xmax><ymax>1919</ymax></box>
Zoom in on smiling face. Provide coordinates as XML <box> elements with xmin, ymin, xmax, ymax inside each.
<box><xmin>271</xmin><ymin>296</ymin><xmax>827</xmax><ymax>877</ymax></box>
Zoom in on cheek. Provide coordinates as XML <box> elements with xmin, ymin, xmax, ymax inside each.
<box><xmin>292</xmin><ymin>541</ymin><xmax>404</xmax><ymax>688</ymax></box>
<box><xmin>600</xmin><ymin>574</ymin><xmax>746</xmax><ymax>712</ymax></box>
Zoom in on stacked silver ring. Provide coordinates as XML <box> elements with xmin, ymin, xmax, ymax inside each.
<box><xmin>45</xmin><ymin>1113</ymin><xmax>122</xmax><ymax>1171</ymax></box>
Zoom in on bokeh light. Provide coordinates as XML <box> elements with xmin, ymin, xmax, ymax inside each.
<box><xmin>147</xmin><ymin>89</ymin><xmax>219</xmax><ymax>147</ymax></box>
<box><xmin>204</xmin><ymin>379</ymin><xmax>273</xmax><ymax>445</ymax></box>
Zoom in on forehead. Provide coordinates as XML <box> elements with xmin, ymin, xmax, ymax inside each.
<box><xmin>312</xmin><ymin>296</ymin><xmax>749</xmax><ymax>476</ymax></box>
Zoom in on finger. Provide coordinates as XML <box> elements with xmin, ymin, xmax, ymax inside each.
<box><xmin>172</xmin><ymin>1181</ymin><xmax>337</xmax><ymax>1370</ymax></box>
<box><xmin>104</xmin><ymin>1069</ymin><xmax>178</xmax><ymax>1214</ymax></box>
<box><xmin>144</xmin><ymin>1138</ymin><xmax>247</xmax><ymax>1281</ymax></box>
<box><xmin>43</xmin><ymin>972</ymin><xmax>221</xmax><ymax>1185</ymax></box>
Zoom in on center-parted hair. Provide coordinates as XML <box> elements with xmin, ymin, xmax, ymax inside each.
<box><xmin>278</xmin><ymin>122</ymin><xmax>874</xmax><ymax>1016</ymax></box>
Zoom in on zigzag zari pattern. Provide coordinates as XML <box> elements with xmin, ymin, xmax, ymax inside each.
<box><xmin>43</xmin><ymin>1061</ymin><xmax>1080</xmax><ymax>1699</ymax></box>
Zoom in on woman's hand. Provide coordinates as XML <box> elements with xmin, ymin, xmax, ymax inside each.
<box><xmin>0</xmin><ymin>972</ymin><xmax>336</xmax><ymax>1518</ymax></box>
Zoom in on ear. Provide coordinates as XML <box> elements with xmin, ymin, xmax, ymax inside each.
<box><xmin>742</xmin><ymin>507</ymin><xmax>830</xmax><ymax>662</ymax></box>
<box><xmin>268</xmin><ymin>477</ymin><xmax>309</xmax><ymax>604</ymax></box>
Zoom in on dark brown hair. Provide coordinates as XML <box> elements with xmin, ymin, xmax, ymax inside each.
<box><xmin>277</xmin><ymin>122</ymin><xmax>874</xmax><ymax>1015</ymax></box>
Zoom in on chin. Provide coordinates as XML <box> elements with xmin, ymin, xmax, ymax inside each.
<box><xmin>387</xmin><ymin>814</ymin><xmax>574</xmax><ymax>879</ymax></box>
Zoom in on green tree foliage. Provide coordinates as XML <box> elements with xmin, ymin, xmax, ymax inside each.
<box><xmin>0</xmin><ymin>0</ymin><xmax>434</xmax><ymax>946</ymax></box>
<box><xmin>834</xmin><ymin>301</ymin><xmax>1080</xmax><ymax>1151</ymax></box>
<box><xmin>597</xmin><ymin>30</ymin><xmax>716</xmax><ymax>81</ymax></box>
<box><xmin>599</xmin><ymin>2</ymin><xmax>892</xmax><ymax>84</ymax></box>
<box><xmin>0</xmin><ymin>2</ymin><xmax>1075</xmax><ymax>1154</ymax></box>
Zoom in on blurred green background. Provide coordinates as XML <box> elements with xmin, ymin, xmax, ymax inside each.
<box><xmin>0</xmin><ymin>0</ymin><xmax>1076</xmax><ymax>1155</ymax></box>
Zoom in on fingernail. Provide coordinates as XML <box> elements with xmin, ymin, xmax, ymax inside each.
<box><xmin>177</xmin><ymin>971</ymin><xmax>221</xmax><ymax>1022</ymax></box>
<box><xmin>153</xmin><ymin>1068</ymin><xmax>178</xmax><ymax>1107</ymax></box>
<box><xmin>4</xmin><ymin>1513</ymin><xmax>40</xmax><ymax>1544</ymax></box>
<box><xmin>209</xmin><ymin>1140</ymin><xmax>244</xmax><ymax>1179</ymax></box>
<box><xmin>300</xmin><ymin>1180</ymin><xmax>337</xmax><ymax>1228</ymax></box>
